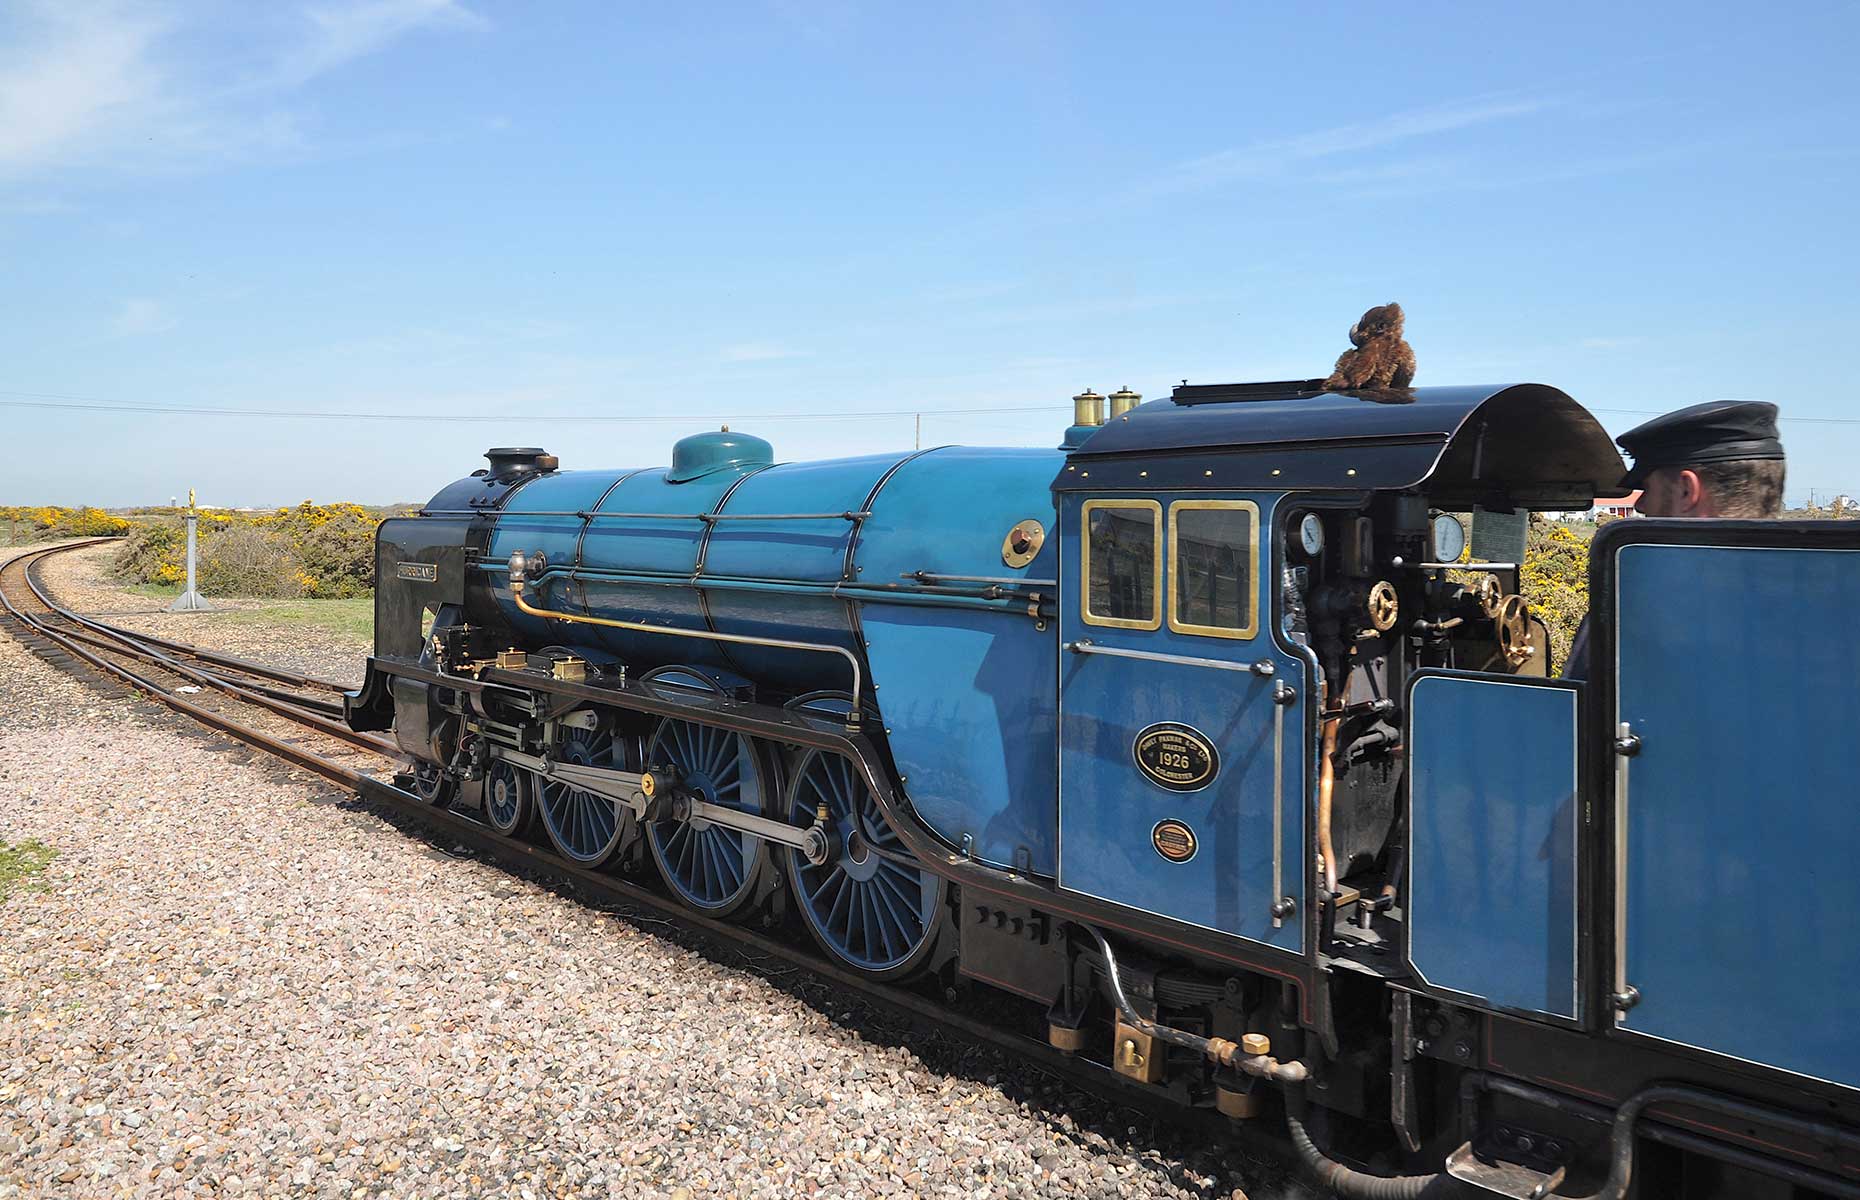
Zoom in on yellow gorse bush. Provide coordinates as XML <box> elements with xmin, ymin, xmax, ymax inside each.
<box><xmin>112</xmin><ymin>502</ymin><xmax>380</xmax><ymax>599</ymax></box>
<box><xmin>0</xmin><ymin>505</ymin><xmax>132</xmax><ymax>539</ymax></box>
<box><xmin>1521</xmin><ymin>520</ymin><xmax>1591</xmax><ymax>669</ymax></box>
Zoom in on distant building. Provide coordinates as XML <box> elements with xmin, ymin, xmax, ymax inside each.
<box><xmin>1593</xmin><ymin>490</ymin><xmax>1642</xmax><ymax>520</ymax></box>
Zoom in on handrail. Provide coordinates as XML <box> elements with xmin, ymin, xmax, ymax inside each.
<box><xmin>421</xmin><ymin>508</ymin><xmax>869</xmax><ymax>522</ymax></box>
<box><xmin>1612</xmin><ymin>721</ymin><xmax>1643</xmax><ymax>1014</ymax></box>
<box><xmin>910</xmin><ymin>571</ymin><xmax>1057</xmax><ymax>588</ymax></box>
<box><xmin>1066</xmin><ymin>638</ymin><xmax>1278</xmax><ymax>677</ymax></box>
<box><xmin>505</xmin><ymin>554</ymin><xmax>862</xmax><ymax>724</ymax></box>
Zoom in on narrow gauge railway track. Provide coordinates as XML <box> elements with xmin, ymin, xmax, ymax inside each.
<box><xmin>0</xmin><ymin>540</ymin><xmax>395</xmax><ymax>785</ymax></box>
<box><xmin>0</xmin><ymin>539</ymin><xmax>1298</xmax><ymax>1196</ymax></box>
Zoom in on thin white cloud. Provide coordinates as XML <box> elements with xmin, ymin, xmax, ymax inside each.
<box><xmin>114</xmin><ymin>297</ymin><xmax>177</xmax><ymax>336</ymax></box>
<box><xmin>0</xmin><ymin>3</ymin><xmax>169</xmax><ymax>174</ymax></box>
<box><xmin>722</xmin><ymin>342</ymin><xmax>811</xmax><ymax>364</ymax></box>
<box><xmin>1125</xmin><ymin>94</ymin><xmax>1555</xmax><ymax>204</ymax></box>
<box><xmin>0</xmin><ymin>194</ymin><xmax>75</xmax><ymax>215</ymax></box>
<box><xmin>272</xmin><ymin>0</ymin><xmax>489</xmax><ymax>89</ymax></box>
<box><xmin>0</xmin><ymin>0</ymin><xmax>487</xmax><ymax>179</ymax></box>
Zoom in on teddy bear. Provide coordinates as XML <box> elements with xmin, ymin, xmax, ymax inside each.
<box><xmin>1324</xmin><ymin>302</ymin><xmax>1416</xmax><ymax>390</ymax></box>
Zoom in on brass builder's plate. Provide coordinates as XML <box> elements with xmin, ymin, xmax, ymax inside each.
<box><xmin>1132</xmin><ymin>721</ymin><xmax>1219</xmax><ymax>792</ymax></box>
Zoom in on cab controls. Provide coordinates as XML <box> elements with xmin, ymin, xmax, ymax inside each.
<box><xmin>1496</xmin><ymin>594</ymin><xmax>1532</xmax><ymax>666</ymax></box>
<box><xmin>1474</xmin><ymin>572</ymin><xmax>1504</xmax><ymax>617</ymax></box>
<box><xmin>1431</xmin><ymin>512</ymin><xmax>1468</xmax><ymax>563</ymax></box>
<box><xmin>1296</xmin><ymin>512</ymin><xmax>1325</xmax><ymax>558</ymax></box>
<box><xmin>1366</xmin><ymin>580</ymin><xmax>1400</xmax><ymax>632</ymax></box>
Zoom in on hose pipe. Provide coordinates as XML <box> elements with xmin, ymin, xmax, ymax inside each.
<box><xmin>1285</xmin><ymin>1095</ymin><xmax>1445</xmax><ymax>1200</ymax></box>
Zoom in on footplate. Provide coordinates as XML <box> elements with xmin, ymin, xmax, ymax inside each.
<box><xmin>1446</xmin><ymin>1134</ymin><xmax>1572</xmax><ymax>1199</ymax></box>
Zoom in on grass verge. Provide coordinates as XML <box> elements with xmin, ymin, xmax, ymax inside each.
<box><xmin>0</xmin><ymin>839</ymin><xmax>56</xmax><ymax>900</ymax></box>
<box><xmin>216</xmin><ymin>597</ymin><xmax>373</xmax><ymax>642</ymax></box>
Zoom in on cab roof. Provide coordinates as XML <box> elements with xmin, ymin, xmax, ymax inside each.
<box><xmin>1055</xmin><ymin>381</ymin><xmax>1628</xmax><ymax>509</ymax></box>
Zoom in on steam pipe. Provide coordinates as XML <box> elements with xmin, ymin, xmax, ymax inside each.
<box><xmin>505</xmin><ymin>551</ymin><xmax>864</xmax><ymax>724</ymax></box>
<box><xmin>1318</xmin><ymin>706</ymin><xmax>1342</xmax><ymax>894</ymax></box>
<box><xmin>1072</xmin><ymin>924</ymin><xmax>1308</xmax><ymax>1082</ymax></box>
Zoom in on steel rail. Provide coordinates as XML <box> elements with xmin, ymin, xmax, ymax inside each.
<box><xmin>15</xmin><ymin>547</ymin><xmax>396</xmax><ymax>755</ymax></box>
<box><xmin>9</xmin><ymin>538</ymin><xmax>353</xmax><ymax>693</ymax></box>
<box><xmin>91</xmin><ymin>624</ymin><xmax>354</xmax><ymax>693</ymax></box>
<box><xmin>21</xmin><ymin>613</ymin><xmax>351</xmax><ymax>720</ymax></box>
<box><xmin>0</xmin><ymin>544</ymin><xmax>395</xmax><ymax>783</ymax></box>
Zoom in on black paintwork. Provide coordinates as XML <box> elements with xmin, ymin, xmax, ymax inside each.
<box><xmin>1058</xmin><ymin>383</ymin><xmax>1626</xmax><ymax>509</ymax></box>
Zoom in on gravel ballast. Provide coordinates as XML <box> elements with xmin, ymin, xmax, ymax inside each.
<box><xmin>35</xmin><ymin>542</ymin><xmax>369</xmax><ymax>686</ymax></box>
<box><xmin>1</xmin><ymin>544</ymin><xmax>1288</xmax><ymax>1198</ymax></box>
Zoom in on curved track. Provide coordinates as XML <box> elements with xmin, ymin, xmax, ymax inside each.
<box><xmin>0</xmin><ymin>539</ymin><xmax>397</xmax><ymax>786</ymax></box>
<box><xmin>0</xmin><ymin>537</ymin><xmax>1295</xmax><ymax>1196</ymax></box>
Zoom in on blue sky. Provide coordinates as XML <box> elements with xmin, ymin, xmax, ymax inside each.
<box><xmin>2</xmin><ymin>1</ymin><xmax>1856</xmax><ymax>506</ymax></box>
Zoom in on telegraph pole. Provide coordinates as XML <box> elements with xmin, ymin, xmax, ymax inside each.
<box><xmin>168</xmin><ymin>487</ymin><xmax>213</xmax><ymax>612</ymax></box>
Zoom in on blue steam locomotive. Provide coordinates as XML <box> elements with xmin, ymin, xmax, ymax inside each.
<box><xmin>347</xmin><ymin>380</ymin><xmax>1860</xmax><ymax>1198</ymax></box>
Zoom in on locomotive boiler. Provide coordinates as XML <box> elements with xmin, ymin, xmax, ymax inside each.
<box><xmin>348</xmin><ymin>380</ymin><xmax>1860</xmax><ymax>1198</ymax></box>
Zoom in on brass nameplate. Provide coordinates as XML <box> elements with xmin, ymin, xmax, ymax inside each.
<box><xmin>1151</xmin><ymin>819</ymin><xmax>1199</xmax><ymax>864</ymax></box>
<box><xmin>1132</xmin><ymin>722</ymin><xmax>1219</xmax><ymax>792</ymax></box>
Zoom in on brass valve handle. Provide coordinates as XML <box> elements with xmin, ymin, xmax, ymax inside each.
<box><xmin>1475</xmin><ymin>572</ymin><xmax>1504</xmax><ymax>618</ymax></box>
<box><xmin>1365</xmin><ymin>580</ymin><xmax>1400</xmax><ymax>632</ymax></box>
<box><xmin>1496</xmin><ymin>594</ymin><xmax>1532</xmax><ymax>666</ymax></box>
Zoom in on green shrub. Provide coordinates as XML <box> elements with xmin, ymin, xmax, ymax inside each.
<box><xmin>296</xmin><ymin>519</ymin><xmax>374</xmax><ymax>597</ymax></box>
<box><xmin>198</xmin><ymin>525</ymin><xmax>307</xmax><ymax>598</ymax></box>
<box><xmin>112</xmin><ymin>523</ymin><xmax>186</xmax><ymax>586</ymax></box>
<box><xmin>109</xmin><ymin>502</ymin><xmax>380</xmax><ymax>598</ymax></box>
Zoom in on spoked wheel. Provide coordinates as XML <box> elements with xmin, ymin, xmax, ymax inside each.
<box><xmin>645</xmin><ymin>717</ymin><xmax>772</xmax><ymax>918</ymax></box>
<box><xmin>783</xmin><ymin>694</ymin><xmax>945</xmax><ymax>979</ymax></box>
<box><xmin>411</xmin><ymin>761</ymin><xmax>457</xmax><ymax>808</ymax></box>
<box><xmin>483</xmin><ymin>758</ymin><xmax>532</xmax><ymax>836</ymax></box>
<box><xmin>536</xmin><ymin>719</ymin><xmax>634</xmax><ymax>868</ymax></box>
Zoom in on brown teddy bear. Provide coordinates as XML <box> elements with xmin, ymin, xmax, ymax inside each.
<box><xmin>1324</xmin><ymin>302</ymin><xmax>1416</xmax><ymax>390</ymax></box>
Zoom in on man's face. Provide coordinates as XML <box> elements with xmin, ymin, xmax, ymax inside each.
<box><xmin>1635</xmin><ymin>467</ymin><xmax>1715</xmax><ymax>518</ymax></box>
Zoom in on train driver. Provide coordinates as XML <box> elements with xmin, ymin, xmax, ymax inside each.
<box><xmin>1562</xmin><ymin>400</ymin><xmax>1786</xmax><ymax>681</ymax></box>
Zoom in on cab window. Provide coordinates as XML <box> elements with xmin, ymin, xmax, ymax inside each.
<box><xmin>1081</xmin><ymin>499</ymin><xmax>1162</xmax><ymax>629</ymax></box>
<box><xmin>1169</xmin><ymin>500</ymin><xmax>1259</xmax><ymax>639</ymax></box>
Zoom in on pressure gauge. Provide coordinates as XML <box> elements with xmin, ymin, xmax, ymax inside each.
<box><xmin>1431</xmin><ymin>513</ymin><xmax>1468</xmax><ymax>564</ymax></box>
<box><xmin>1297</xmin><ymin>512</ymin><xmax>1325</xmax><ymax>558</ymax></box>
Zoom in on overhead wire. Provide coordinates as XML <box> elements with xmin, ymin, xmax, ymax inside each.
<box><xmin>4</xmin><ymin>388</ymin><xmax>1858</xmax><ymax>426</ymax></box>
<box><xmin>0</xmin><ymin>390</ymin><xmax>1067</xmax><ymax>424</ymax></box>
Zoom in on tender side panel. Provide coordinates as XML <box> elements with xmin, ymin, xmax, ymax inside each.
<box><xmin>1407</xmin><ymin>671</ymin><xmax>1579</xmax><ymax>1021</ymax></box>
<box><xmin>1615</xmin><ymin>542</ymin><xmax>1860</xmax><ymax>1089</ymax></box>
